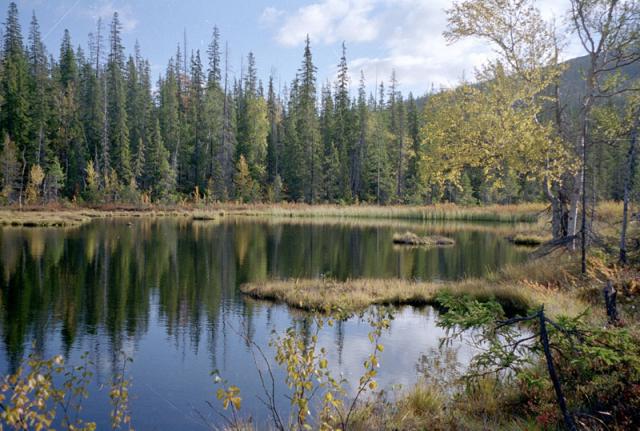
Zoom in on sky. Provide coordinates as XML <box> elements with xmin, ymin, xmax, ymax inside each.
<box><xmin>7</xmin><ymin>0</ymin><xmax>583</xmax><ymax>97</ymax></box>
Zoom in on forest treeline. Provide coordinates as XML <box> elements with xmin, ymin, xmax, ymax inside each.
<box><xmin>0</xmin><ymin>1</ymin><xmax>638</xmax><ymax>213</ymax></box>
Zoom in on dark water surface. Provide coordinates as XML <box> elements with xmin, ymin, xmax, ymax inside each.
<box><xmin>0</xmin><ymin>217</ymin><xmax>528</xmax><ymax>429</ymax></box>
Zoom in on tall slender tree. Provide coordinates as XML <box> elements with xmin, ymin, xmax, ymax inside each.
<box><xmin>106</xmin><ymin>12</ymin><xmax>131</xmax><ymax>184</ymax></box>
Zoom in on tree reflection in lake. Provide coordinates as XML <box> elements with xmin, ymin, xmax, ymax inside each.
<box><xmin>0</xmin><ymin>217</ymin><xmax>527</xmax><ymax>429</ymax></box>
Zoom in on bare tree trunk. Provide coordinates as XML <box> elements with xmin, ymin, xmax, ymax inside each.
<box><xmin>620</xmin><ymin>113</ymin><xmax>639</xmax><ymax>264</ymax></box>
<box><xmin>581</xmin><ymin>133</ymin><xmax>588</xmax><ymax>274</ymax></box>
<box><xmin>567</xmin><ymin>184</ymin><xmax>580</xmax><ymax>248</ymax></box>
<box><xmin>539</xmin><ymin>308</ymin><xmax>576</xmax><ymax>431</ymax></box>
<box><xmin>604</xmin><ymin>281</ymin><xmax>619</xmax><ymax>324</ymax></box>
<box><xmin>543</xmin><ymin>179</ymin><xmax>567</xmax><ymax>239</ymax></box>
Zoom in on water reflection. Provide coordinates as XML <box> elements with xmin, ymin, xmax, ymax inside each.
<box><xmin>0</xmin><ymin>217</ymin><xmax>527</xmax><ymax>429</ymax></box>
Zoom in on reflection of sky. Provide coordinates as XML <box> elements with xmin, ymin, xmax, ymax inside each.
<box><xmin>0</xmin><ymin>302</ymin><xmax>478</xmax><ymax>430</ymax></box>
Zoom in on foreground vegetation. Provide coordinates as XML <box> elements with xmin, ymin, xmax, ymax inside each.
<box><xmin>239</xmin><ymin>252</ymin><xmax>640</xmax><ymax>430</ymax></box>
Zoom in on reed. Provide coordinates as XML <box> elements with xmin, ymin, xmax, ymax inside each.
<box><xmin>226</xmin><ymin>202</ymin><xmax>545</xmax><ymax>223</ymax></box>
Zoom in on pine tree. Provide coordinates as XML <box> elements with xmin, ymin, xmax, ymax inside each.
<box><xmin>353</xmin><ymin>71</ymin><xmax>367</xmax><ymax>201</ymax></box>
<box><xmin>204</xmin><ymin>27</ymin><xmax>225</xmax><ymax>193</ymax></box>
<box><xmin>365</xmin><ymin>84</ymin><xmax>394</xmax><ymax>203</ymax></box>
<box><xmin>0</xmin><ymin>134</ymin><xmax>20</xmax><ymax>202</ymax></box>
<box><xmin>282</xmin><ymin>80</ymin><xmax>304</xmax><ymax>201</ymax></box>
<box><xmin>333</xmin><ymin>42</ymin><xmax>353</xmax><ymax>201</ymax></box>
<box><xmin>216</xmin><ymin>42</ymin><xmax>236</xmax><ymax>199</ymax></box>
<box><xmin>297</xmin><ymin>36</ymin><xmax>321</xmax><ymax>202</ymax></box>
<box><xmin>54</xmin><ymin>29</ymin><xmax>85</xmax><ymax>197</ymax></box>
<box><xmin>106</xmin><ymin>12</ymin><xmax>131</xmax><ymax>184</ymax></box>
<box><xmin>405</xmin><ymin>92</ymin><xmax>423</xmax><ymax>203</ymax></box>
<box><xmin>188</xmin><ymin>50</ymin><xmax>206</xmax><ymax>190</ymax></box>
<box><xmin>1</xmin><ymin>2</ymin><xmax>32</xmax><ymax>169</ymax></box>
<box><xmin>207</xmin><ymin>26</ymin><xmax>221</xmax><ymax>86</ymax></box>
<box><xmin>159</xmin><ymin>59</ymin><xmax>180</xmax><ymax>181</ymax></box>
<box><xmin>266</xmin><ymin>75</ymin><xmax>282</xmax><ymax>183</ymax></box>
<box><xmin>388</xmin><ymin>71</ymin><xmax>406</xmax><ymax>202</ymax></box>
<box><xmin>320</xmin><ymin>82</ymin><xmax>336</xmax><ymax>201</ymax></box>
<box><xmin>145</xmin><ymin>118</ymin><xmax>175</xmax><ymax>202</ymax></box>
<box><xmin>236</xmin><ymin>52</ymin><xmax>268</xmax><ymax>189</ymax></box>
<box><xmin>44</xmin><ymin>157</ymin><xmax>65</xmax><ymax>202</ymax></box>
<box><xmin>27</xmin><ymin>12</ymin><xmax>49</xmax><ymax>167</ymax></box>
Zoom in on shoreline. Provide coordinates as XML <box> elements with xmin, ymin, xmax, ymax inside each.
<box><xmin>0</xmin><ymin>202</ymin><xmax>548</xmax><ymax>227</ymax></box>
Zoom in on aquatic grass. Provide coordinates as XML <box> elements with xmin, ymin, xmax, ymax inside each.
<box><xmin>0</xmin><ymin>210</ymin><xmax>95</xmax><ymax>226</ymax></box>
<box><xmin>190</xmin><ymin>210</ymin><xmax>219</xmax><ymax>221</ymax></box>
<box><xmin>225</xmin><ymin>202</ymin><xmax>546</xmax><ymax>223</ymax></box>
<box><xmin>240</xmin><ymin>255</ymin><xmax>590</xmax><ymax>319</ymax></box>
<box><xmin>507</xmin><ymin>233</ymin><xmax>550</xmax><ymax>246</ymax></box>
<box><xmin>0</xmin><ymin>208</ymin><xmax>220</xmax><ymax>227</ymax></box>
<box><xmin>392</xmin><ymin>231</ymin><xmax>455</xmax><ymax>246</ymax></box>
<box><xmin>3</xmin><ymin>201</ymin><xmax>632</xmax><ymax>230</ymax></box>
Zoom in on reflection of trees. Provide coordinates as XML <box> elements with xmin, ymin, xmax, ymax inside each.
<box><xmin>0</xmin><ymin>219</ymin><xmax>525</xmax><ymax>373</ymax></box>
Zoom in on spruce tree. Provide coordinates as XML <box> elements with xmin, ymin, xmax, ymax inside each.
<box><xmin>405</xmin><ymin>92</ymin><xmax>423</xmax><ymax>203</ymax></box>
<box><xmin>0</xmin><ymin>134</ymin><xmax>20</xmax><ymax>202</ymax></box>
<box><xmin>236</xmin><ymin>52</ymin><xmax>268</xmax><ymax>189</ymax></box>
<box><xmin>354</xmin><ymin>71</ymin><xmax>367</xmax><ymax>201</ymax></box>
<box><xmin>27</xmin><ymin>12</ymin><xmax>49</xmax><ymax>167</ymax></box>
<box><xmin>333</xmin><ymin>43</ymin><xmax>352</xmax><ymax>201</ymax></box>
<box><xmin>297</xmin><ymin>36</ymin><xmax>321</xmax><ymax>202</ymax></box>
<box><xmin>320</xmin><ymin>82</ymin><xmax>336</xmax><ymax>201</ymax></box>
<box><xmin>188</xmin><ymin>50</ymin><xmax>206</xmax><ymax>191</ymax></box>
<box><xmin>282</xmin><ymin>80</ymin><xmax>304</xmax><ymax>201</ymax></box>
<box><xmin>146</xmin><ymin>118</ymin><xmax>175</xmax><ymax>202</ymax></box>
<box><xmin>207</xmin><ymin>26</ymin><xmax>221</xmax><ymax>86</ymax></box>
<box><xmin>266</xmin><ymin>75</ymin><xmax>283</xmax><ymax>183</ymax></box>
<box><xmin>1</xmin><ymin>2</ymin><xmax>32</xmax><ymax>170</ymax></box>
<box><xmin>106</xmin><ymin>12</ymin><xmax>131</xmax><ymax>185</ymax></box>
<box><xmin>55</xmin><ymin>29</ymin><xmax>85</xmax><ymax>197</ymax></box>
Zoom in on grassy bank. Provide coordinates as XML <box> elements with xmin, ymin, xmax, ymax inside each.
<box><xmin>223</xmin><ymin>202</ymin><xmax>545</xmax><ymax>223</ymax></box>
<box><xmin>0</xmin><ymin>202</ymin><xmax>546</xmax><ymax>227</ymax></box>
<box><xmin>241</xmin><ymin>255</ymin><xmax>592</xmax><ymax>320</ymax></box>
<box><xmin>0</xmin><ymin>207</ymin><xmax>224</xmax><ymax>227</ymax></box>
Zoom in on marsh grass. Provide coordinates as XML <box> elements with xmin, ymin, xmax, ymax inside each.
<box><xmin>191</xmin><ymin>210</ymin><xmax>220</xmax><ymax>221</ymax></box>
<box><xmin>226</xmin><ymin>202</ymin><xmax>545</xmax><ymax>223</ymax></box>
<box><xmin>240</xmin><ymin>254</ymin><xmax>592</xmax><ymax>319</ymax></box>
<box><xmin>0</xmin><ymin>208</ymin><xmax>224</xmax><ymax>227</ymax></box>
<box><xmin>0</xmin><ymin>210</ymin><xmax>95</xmax><ymax>226</ymax></box>
<box><xmin>507</xmin><ymin>233</ymin><xmax>550</xmax><ymax>246</ymax></box>
<box><xmin>392</xmin><ymin>231</ymin><xmax>455</xmax><ymax>246</ymax></box>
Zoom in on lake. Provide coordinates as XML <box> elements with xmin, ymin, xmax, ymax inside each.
<box><xmin>0</xmin><ymin>217</ymin><xmax>528</xmax><ymax>429</ymax></box>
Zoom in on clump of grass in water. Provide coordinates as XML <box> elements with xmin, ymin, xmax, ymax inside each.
<box><xmin>191</xmin><ymin>210</ymin><xmax>218</xmax><ymax>221</ymax></box>
<box><xmin>392</xmin><ymin>231</ymin><xmax>455</xmax><ymax>246</ymax></box>
<box><xmin>507</xmin><ymin>233</ymin><xmax>549</xmax><ymax>246</ymax></box>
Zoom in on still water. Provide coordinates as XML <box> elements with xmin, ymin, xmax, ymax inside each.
<box><xmin>0</xmin><ymin>217</ymin><xmax>528</xmax><ymax>429</ymax></box>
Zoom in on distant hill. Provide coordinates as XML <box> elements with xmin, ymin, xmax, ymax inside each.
<box><xmin>559</xmin><ymin>54</ymin><xmax>640</xmax><ymax>111</ymax></box>
<box><xmin>415</xmin><ymin>54</ymin><xmax>640</xmax><ymax>112</ymax></box>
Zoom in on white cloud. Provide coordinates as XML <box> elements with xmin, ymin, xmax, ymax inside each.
<box><xmin>263</xmin><ymin>0</ymin><xmax>380</xmax><ymax>47</ymax></box>
<box><xmin>86</xmin><ymin>1</ymin><xmax>138</xmax><ymax>33</ymax></box>
<box><xmin>259</xmin><ymin>6</ymin><xmax>284</xmax><ymax>27</ymax></box>
<box><xmin>346</xmin><ymin>0</ymin><xmax>495</xmax><ymax>93</ymax></box>
<box><xmin>263</xmin><ymin>0</ymin><xmax>578</xmax><ymax>94</ymax></box>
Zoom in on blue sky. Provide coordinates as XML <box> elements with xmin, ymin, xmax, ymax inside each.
<box><xmin>7</xmin><ymin>0</ymin><xmax>578</xmax><ymax>96</ymax></box>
